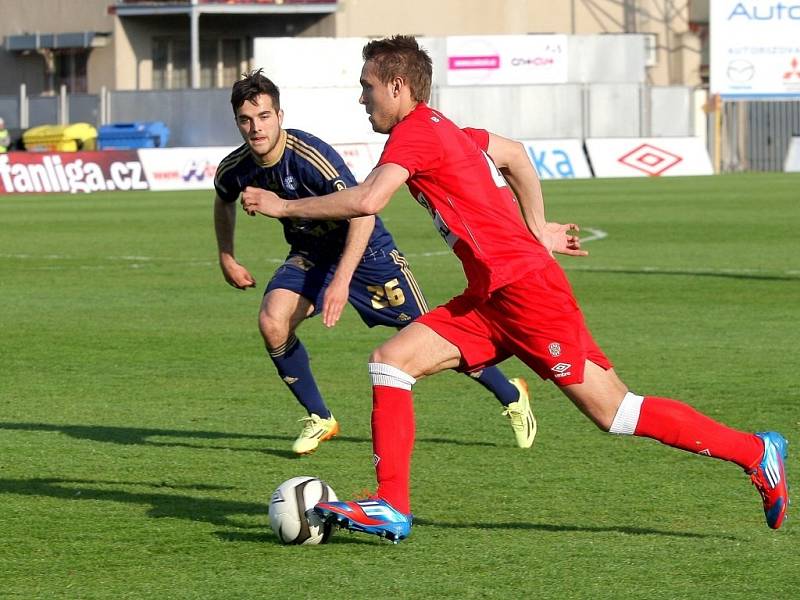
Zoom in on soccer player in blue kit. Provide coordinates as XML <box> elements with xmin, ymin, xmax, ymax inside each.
<box><xmin>213</xmin><ymin>70</ymin><xmax>536</xmax><ymax>455</ymax></box>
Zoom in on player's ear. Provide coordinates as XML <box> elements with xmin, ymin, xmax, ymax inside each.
<box><xmin>277</xmin><ymin>109</ymin><xmax>284</xmax><ymax>126</ymax></box>
<box><xmin>388</xmin><ymin>76</ymin><xmax>401</xmax><ymax>97</ymax></box>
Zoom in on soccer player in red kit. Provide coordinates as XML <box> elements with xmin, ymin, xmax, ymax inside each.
<box><xmin>241</xmin><ymin>35</ymin><xmax>789</xmax><ymax>542</ymax></box>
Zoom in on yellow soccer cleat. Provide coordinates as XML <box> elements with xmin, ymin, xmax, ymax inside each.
<box><xmin>292</xmin><ymin>413</ymin><xmax>340</xmax><ymax>455</ymax></box>
<box><xmin>502</xmin><ymin>378</ymin><xmax>537</xmax><ymax>448</ymax></box>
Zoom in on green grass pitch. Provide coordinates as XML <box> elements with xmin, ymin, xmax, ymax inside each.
<box><xmin>1</xmin><ymin>173</ymin><xmax>798</xmax><ymax>599</ymax></box>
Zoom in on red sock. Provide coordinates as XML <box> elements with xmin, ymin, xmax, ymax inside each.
<box><xmin>372</xmin><ymin>385</ymin><xmax>415</xmax><ymax>514</ymax></box>
<box><xmin>634</xmin><ymin>396</ymin><xmax>763</xmax><ymax>469</ymax></box>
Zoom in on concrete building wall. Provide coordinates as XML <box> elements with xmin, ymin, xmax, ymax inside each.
<box><xmin>0</xmin><ymin>0</ymin><xmax>706</xmax><ymax>93</ymax></box>
<box><xmin>0</xmin><ymin>0</ymin><xmax>111</xmax><ymax>33</ymax></box>
<box><xmin>87</xmin><ymin>43</ymin><xmax>117</xmax><ymax>95</ymax></box>
<box><xmin>328</xmin><ymin>0</ymin><xmax>566</xmax><ymax>37</ymax></box>
<box><xmin>326</xmin><ymin>0</ymin><xmax>703</xmax><ymax>86</ymax></box>
<box><xmin>0</xmin><ymin>0</ymin><xmax>114</xmax><ymax>94</ymax></box>
<box><xmin>113</xmin><ymin>18</ymin><xmax>140</xmax><ymax>91</ymax></box>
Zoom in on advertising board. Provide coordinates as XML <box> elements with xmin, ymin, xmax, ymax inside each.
<box><xmin>446</xmin><ymin>35</ymin><xmax>568</xmax><ymax>86</ymax></box>
<box><xmin>710</xmin><ymin>1</ymin><xmax>800</xmax><ymax>98</ymax></box>
<box><xmin>520</xmin><ymin>139</ymin><xmax>592</xmax><ymax>179</ymax></box>
<box><xmin>138</xmin><ymin>147</ymin><xmax>235</xmax><ymax>191</ymax></box>
<box><xmin>585</xmin><ymin>138</ymin><xmax>713</xmax><ymax>177</ymax></box>
<box><xmin>0</xmin><ymin>151</ymin><xmax>147</xmax><ymax>194</ymax></box>
<box><xmin>784</xmin><ymin>137</ymin><xmax>800</xmax><ymax>172</ymax></box>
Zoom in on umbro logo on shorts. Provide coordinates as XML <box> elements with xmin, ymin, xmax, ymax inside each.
<box><xmin>551</xmin><ymin>362</ymin><xmax>572</xmax><ymax>378</ymax></box>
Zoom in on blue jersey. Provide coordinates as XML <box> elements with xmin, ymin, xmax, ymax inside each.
<box><xmin>215</xmin><ymin>128</ymin><xmax>427</xmax><ymax>327</ymax></box>
<box><xmin>214</xmin><ymin>128</ymin><xmax>395</xmax><ymax>259</ymax></box>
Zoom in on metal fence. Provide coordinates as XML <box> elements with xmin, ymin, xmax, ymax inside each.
<box><xmin>718</xmin><ymin>100</ymin><xmax>800</xmax><ymax>172</ymax></box>
<box><xmin>2</xmin><ymin>84</ymin><xmax>798</xmax><ymax>172</ymax></box>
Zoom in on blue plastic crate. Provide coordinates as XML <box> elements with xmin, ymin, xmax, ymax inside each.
<box><xmin>97</xmin><ymin>121</ymin><xmax>169</xmax><ymax>150</ymax></box>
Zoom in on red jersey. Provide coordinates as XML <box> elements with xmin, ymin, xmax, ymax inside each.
<box><xmin>378</xmin><ymin>103</ymin><xmax>551</xmax><ymax>298</ymax></box>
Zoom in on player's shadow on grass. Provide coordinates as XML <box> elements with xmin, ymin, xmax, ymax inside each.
<box><xmin>0</xmin><ymin>422</ymin><xmax>497</xmax><ymax>459</ymax></box>
<box><xmin>0</xmin><ymin>421</ymin><xmax>300</xmax><ymax>459</ymax></box>
<box><xmin>0</xmin><ymin>476</ymin><xmax>380</xmax><ymax>546</ymax></box>
<box><xmin>412</xmin><ymin>517</ymin><xmax>737</xmax><ymax>540</ymax></box>
<box><xmin>0</xmin><ymin>476</ymin><xmax>733</xmax><ymax>544</ymax></box>
<box><xmin>0</xmin><ymin>476</ymin><xmax>271</xmax><ymax>531</ymax></box>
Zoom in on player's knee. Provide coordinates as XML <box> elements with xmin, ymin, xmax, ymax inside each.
<box><xmin>369</xmin><ymin>344</ymin><xmax>410</xmax><ymax>372</ymax></box>
<box><xmin>369</xmin><ymin>345</ymin><xmax>389</xmax><ymax>365</ymax></box>
<box><xmin>259</xmin><ymin>312</ymin><xmax>291</xmax><ymax>348</ymax></box>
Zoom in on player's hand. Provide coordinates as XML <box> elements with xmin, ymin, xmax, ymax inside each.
<box><xmin>241</xmin><ymin>186</ymin><xmax>282</xmax><ymax>218</ymax></box>
<box><xmin>220</xmin><ymin>257</ymin><xmax>257</xmax><ymax>290</ymax></box>
<box><xmin>542</xmin><ymin>222</ymin><xmax>588</xmax><ymax>257</ymax></box>
<box><xmin>321</xmin><ymin>277</ymin><xmax>349</xmax><ymax>328</ymax></box>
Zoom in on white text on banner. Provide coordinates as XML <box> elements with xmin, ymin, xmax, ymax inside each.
<box><xmin>520</xmin><ymin>139</ymin><xmax>592</xmax><ymax>179</ymax></box>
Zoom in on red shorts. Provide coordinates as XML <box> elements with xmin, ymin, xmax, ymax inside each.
<box><xmin>416</xmin><ymin>260</ymin><xmax>611</xmax><ymax>386</ymax></box>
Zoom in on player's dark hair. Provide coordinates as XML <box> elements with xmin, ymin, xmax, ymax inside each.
<box><xmin>230</xmin><ymin>68</ymin><xmax>280</xmax><ymax>114</ymax></box>
<box><xmin>362</xmin><ymin>35</ymin><xmax>432</xmax><ymax>103</ymax></box>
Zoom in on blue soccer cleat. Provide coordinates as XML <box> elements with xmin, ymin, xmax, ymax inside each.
<box><xmin>314</xmin><ymin>498</ymin><xmax>412</xmax><ymax>543</ymax></box>
<box><xmin>748</xmin><ymin>431</ymin><xmax>790</xmax><ymax>529</ymax></box>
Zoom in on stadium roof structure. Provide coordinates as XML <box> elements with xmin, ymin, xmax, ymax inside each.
<box><xmin>4</xmin><ymin>31</ymin><xmax>111</xmax><ymax>52</ymax></box>
<box><xmin>109</xmin><ymin>0</ymin><xmax>338</xmax><ymax>17</ymax></box>
<box><xmin>107</xmin><ymin>0</ymin><xmax>339</xmax><ymax>88</ymax></box>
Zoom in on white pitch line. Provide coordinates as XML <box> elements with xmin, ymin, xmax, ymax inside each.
<box><xmin>0</xmin><ymin>228</ymin><xmax>610</xmax><ymax>264</ymax></box>
<box><xmin>580</xmin><ymin>228</ymin><xmax>607</xmax><ymax>243</ymax></box>
<box><xmin>5</xmin><ymin>228</ymin><xmax>797</xmax><ymax>279</ymax></box>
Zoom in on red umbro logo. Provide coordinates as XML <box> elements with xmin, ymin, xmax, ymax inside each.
<box><xmin>617</xmin><ymin>144</ymin><xmax>683</xmax><ymax>176</ymax></box>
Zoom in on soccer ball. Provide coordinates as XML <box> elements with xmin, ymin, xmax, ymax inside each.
<box><xmin>268</xmin><ymin>476</ymin><xmax>338</xmax><ymax>545</ymax></box>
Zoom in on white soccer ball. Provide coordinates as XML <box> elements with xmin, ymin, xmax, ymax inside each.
<box><xmin>268</xmin><ymin>476</ymin><xmax>338</xmax><ymax>545</ymax></box>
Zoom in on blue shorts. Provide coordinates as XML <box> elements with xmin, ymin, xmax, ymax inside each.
<box><xmin>265</xmin><ymin>247</ymin><xmax>429</xmax><ymax>328</ymax></box>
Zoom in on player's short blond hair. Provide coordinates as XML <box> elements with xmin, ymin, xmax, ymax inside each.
<box><xmin>362</xmin><ymin>36</ymin><xmax>432</xmax><ymax>103</ymax></box>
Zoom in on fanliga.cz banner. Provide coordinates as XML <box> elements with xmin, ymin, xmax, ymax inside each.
<box><xmin>0</xmin><ymin>150</ymin><xmax>147</xmax><ymax>194</ymax></box>
<box><xmin>0</xmin><ymin>145</ymin><xmax>381</xmax><ymax>194</ymax></box>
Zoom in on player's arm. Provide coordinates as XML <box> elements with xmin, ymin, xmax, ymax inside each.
<box><xmin>485</xmin><ymin>133</ymin><xmax>547</xmax><ymax>242</ymax></box>
<box><xmin>214</xmin><ymin>194</ymin><xmax>256</xmax><ymax>289</ymax></box>
<box><xmin>322</xmin><ymin>215</ymin><xmax>375</xmax><ymax>328</ymax></box>
<box><xmin>241</xmin><ymin>163</ymin><xmax>409</xmax><ymax>220</ymax></box>
<box><xmin>485</xmin><ymin>132</ymin><xmax>586</xmax><ymax>257</ymax></box>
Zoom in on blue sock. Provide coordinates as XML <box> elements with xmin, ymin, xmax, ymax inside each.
<box><xmin>268</xmin><ymin>335</ymin><xmax>331</xmax><ymax>418</ymax></box>
<box><xmin>467</xmin><ymin>366</ymin><xmax>519</xmax><ymax>406</ymax></box>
